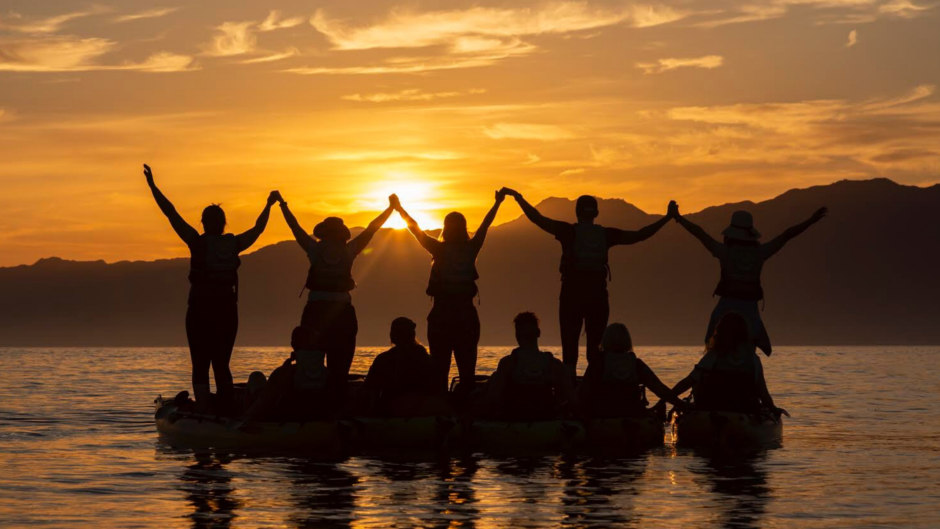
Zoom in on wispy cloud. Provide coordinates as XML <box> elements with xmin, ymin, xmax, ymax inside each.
<box><xmin>240</xmin><ymin>48</ymin><xmax>298</xmax><ymax>64</ymax></box>
<box><xmin>320</xmin><ymin>150</ymin><xmax>463</xmax><ymax>161</ymax></box>
<box><xmin>205</xmin><ymin>21</ymin><xmax>257</xmax><ymax>56</ymax></box>
<box><xmin>0</xmin><ymin>36</ymin><xmax>196</xmax><ymax>72</ymax></box>
<box><xmin>637</xmin><ymin>55</ymin><xmax>723</xmax><ymax>74</ymax></box>
<box><xmin>343</xmin><ymin>88</ymin><xmax>485</xmax><ymax>103</ymax></box>
<box><xmin>258</xmin><ymin>10</ymin><xmax>305</xmax><ymax>32</ymax></box>
<box><xmin>846</xmin><ymin>29</ymin><xmax>858</xmax><ymax>47</ymax></box>
<box><xmin>311</xmin><ymin>3</ymin><xmax>684</xmax><ymax>51</ymax></box>
<box><xmin>878</xmin><ymin>0</ymin><xmax>932</xmax><ymax>17</ymax></box>
<box><xmin>113</xmin><ymin>7</ymin><xmax>179</xmax><ymax>24</ymax></box>
<box><xmin>484</xmin><ymin>123</ymin><xmax>575</xmax><ymax>141</ymax></box>
<box><xmin>0</xmin><ymin>8</ymin><xmax>107</xmax><ymax>34</ymax></box>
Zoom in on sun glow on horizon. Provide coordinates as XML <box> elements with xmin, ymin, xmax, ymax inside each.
<box><xmin>369</xmin><ymin>173</ymin><xmax>440</xmax><ymax>230</ymax></box>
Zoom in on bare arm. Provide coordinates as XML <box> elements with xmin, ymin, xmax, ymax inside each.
<box><xmin>143</xmin><ymin>164</ymin><xmax>198</xmax><ymax>245</ymax></box>
<box><xmin>471</xmin><ymin>190</ymin><xmax>506</xmax><ymax>244</ymax></box>
<box><xmin>349</xmin><ymin>195</ymin><xmax>396</xmax><ymax>254</ymax></box>
<box><xmin>278</xmin><ymin>196</ymin><xmax>315</xmax><ymax>252</ymax></box>
<box><xmin>235</xmin><ymin>191</ymin><xmax>278</xmax><ymax>252</ymax></box>
<box><xmin>639</xmin><ymin>361</ymin><xmax>689</xmax><ymax>409</ymax></box>
<box><xmin>675</xmin><ymin>207</ymin><xmax>722</xmax><ymax>256</ymax></box>
<box><xmin>395</xmin><ymin>198</ymin><xmax>437</xmax><ymax>253</ymax></box>
<box><xmin>762</xmin><ymin>207</ymin><xmax>827</xmax><ymax>259</ymax></box>
<box><xmin>503</xmin><ymin>188</ymin><xmax>567</xmax><ymax>236</ymax></box>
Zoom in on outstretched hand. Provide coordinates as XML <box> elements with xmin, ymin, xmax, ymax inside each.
<box><xmin>495</xmin><ymin>189</ymin><xmax>507</xmax><ymax>203</ymax></box>
<box><xmin>811</xmin><ymin>207</ymin><xmax>828</xmax><ymax>223</ymax></box>
<box><xmin>267</xmin><ymin>190</ymin><xmax>282</xmax><ymax>207</ymax></box>
<box><xmin>389</xmin><ymin>193</ymin><xmax>401</xmax><ymax>210</ymax></box>
<box><xmin>500</xmin><ymin>187</ymin><xmax>520</xmax><ymax>199</ymax></box>
<box><xmin>143</xmin><ymin>164</ymin><xmax>154</xmax><ymax>186</ymax></box>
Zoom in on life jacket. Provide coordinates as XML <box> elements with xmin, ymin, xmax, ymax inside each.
<box><xmin>188</xmin><ymin>234</ymin><xmax>240</xmax><ymax>299</ymax></box>
<box><xmin>427</xmin><ymin>241</ymin><xmax>479</xmax><ymax>297</ymax></box>
<box><xmin>305</xmin><ymin>241</ymin><xmax>356</xmax><ymax>293</ymax></box>
<box><xmin>292</xmin><ymin>349</ymin><xmax>328</xmax><ymax>391</ymax></box>
<box><xmin>714</xmin><ymin>244</ymin><xmax>764</xmax><ymax>301</ymax></box>
<box><xmin>503</xmin><ymin>348</ymin><xmax>557</xmax><ymax>419</ymax></box>
<box><xmin>584</xmin><ymin>351</ymin><xmax>645</xmax><ymax>416</ymax></box>
<box><xmin>693</xmin><ymin>350</ymin><xmax>761</xmax><ymax>412</ymax></box>
<box><xmin>561</xmin><ymin>224</ymin><xmax>608</xmax><ymax>281</ymax></box>
<box><xmin>377</xmin><ymin>344</ymin><xmax>434</xmax><ymax>399</ymax></box>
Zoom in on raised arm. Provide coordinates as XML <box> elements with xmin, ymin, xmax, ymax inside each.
<box><xmin>762</xmin><ymin>207</ymin><xmax>827</xmax><ymax>259</ymax></box>
<box><xmin>349</xmin><ymin>195</ymin><xmax>396</xmax><ymax>254</ymax></box>
<box><xmin>143</xmin><ymin>164</ymin><xmax>198</xmax><ymax>245</ymax></box>
<box><xmin>395</xmin><ymin>197</ymin><xmax>437</xmax><ymax>253</ymax></box>
<box><xmin>471</xmin><ymin>189</ymin><xmax>506</xmax><ymax>244</ymax></box>
<box><xmin>675</xmin><ymin>203</ymin><xmax>722</xmax><ymax>256</ymax></box>
<box><xmin>277</xmin><ymin>195</ymin><xmax>315</xmax><ymax>252</ymax></box>
<box><xmin>609</xmin><ymin>201</ymin><xmax>677</xmax><ymax>246</ymax></box>
<box><xmin>502</xmin><ymin>188</ymin><xmax>567</xmax><ymax>237</ymax></box>
<box><xmin>235</xmin><ymin>191</ymin><xmax>278</xmax><ymax>252</ymax></box>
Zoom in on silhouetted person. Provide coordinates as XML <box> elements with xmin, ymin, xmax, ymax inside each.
<box><xmin>359</xmin><ymin>317</ymin><xmax>445</xmax><ymax>417</ymax></box>
<box><xmin>479</xmin><ymin>312</ymin><xmax>575</xmax><ymax>420</ymax></box>
<box><xmin>579</xmin><ymin>323</ymin><xmax>688</xmax><ymax>418</ymax></box>
<box><xmin>503</xmin><ymin>188</ymin><xmax>676</xmax><ymax>374</ymax></box>
<box><xmin>144</xmin><ymin>164</ymin><xmax>276</xmax><ymax>410</ymax></box>
<box><xmin>674</xmin><ymin>205</ymin><xmax>827</xmax><ymax>355</ymax></box>
<box><xmin>245</xmin><ymin>326</ymin><xmax>330</xmax><ymax>421</ymax></box>
<box><xmin>395</xmin><ymin>191</ymin><xmax>506</xmax><ymax>392</ymax></box>
<box><xmin>277</xmin><ymin>193</ymin><xmax>395</xmax><ymax>390</ymax></box>
<box><xmin>670</xmin><ymin>313</ymin><xmax>787</xmax><ymax>416</ymax></box>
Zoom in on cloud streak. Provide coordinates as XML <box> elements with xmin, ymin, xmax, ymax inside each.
<box><xmin>637</xmin><ymin>55</ymin><xmax>724</xmax><ymax>74</ymax></box>
<box><xmin>0</xmin><ymin>8</ymin><xmax>107</xmax><ymax>34</ymax></box>
<box><xmin>343</xmin><ymin>88</ymin><xmax>486</xmax><ymax>103</ymax></box>
<box><xmin>113</xmin><ymin>7</ymin><xmax>179</xmax><ymax>24</ymax></box>
<box><xmin>0</xmin><ymin>36</ymin><xmax>196</xmax><ymax>72</ymax></box>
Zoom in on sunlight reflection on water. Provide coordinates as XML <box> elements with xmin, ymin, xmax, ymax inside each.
<box><xmin>1</xmin><ymin>346</ymin><xmax>939</xmax><ymax>528</ymax></box>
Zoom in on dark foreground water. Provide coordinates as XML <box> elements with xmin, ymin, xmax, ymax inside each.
<box><xmin>0</xmin><ymin>346</ymin><xmax>938</xmax><ymax>528</ymax></box>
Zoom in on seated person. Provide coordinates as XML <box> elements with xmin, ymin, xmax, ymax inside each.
<box><xmin>670</xmin><ymin>313</ymin><xmax>787</xmax><ymax>416</ymax></box>
<box><xmin>359</xmin><ymin>317</ymin><xmax>446</xmax><ymax>417</ymax></box>
<box><xmin>579</xmin><ymin>323</ymin><xmax>689</xmax><ymax>418</ymax></box>
<box><xmin>245</xmin><ymin>326</ymin><xmax>332</xmax><ymax>421</ymax></box>
<box><xmin>477</xmin><ymin>312</ymin><xmax>575</xmax><ymax>420</ymax></box>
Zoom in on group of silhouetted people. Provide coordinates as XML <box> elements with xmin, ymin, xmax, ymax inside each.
<box><xmin>145</xmin><ymin>163</ymin><xmax>826</xmax><ymax>421</ymax></box>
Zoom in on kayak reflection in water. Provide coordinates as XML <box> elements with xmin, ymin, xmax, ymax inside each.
<box><xmin>579</xmin><ymin>323</ymin><xmax>689</xmax><ymax>418</ymax></box>
<box><xmin>669</xmin><ymin>313</ymin><xmax>788</xmax><ymax>417</ymax></box>
<box><xmin>143</xmin><ymin>163</ymin><xmax>277</xmax><ymax>413</ymax></box>
<box><xmin>673</xmin><ymin>203</ymin><xmax>827</xmax><ymax>356</ymax></box>
<box><xmin>395</xmin><ymin>190</ymin><xmax>506</xmax><ymax>395</ymax></box>
<box><xmin>477</xmin><ymin>312</ymin><xmax>575</xmax><ymax>420</ymax></box>
<box><xmin>358</xmin><ymin>317</ymin><xmax>449</xmax><ymax>417</ymax></box>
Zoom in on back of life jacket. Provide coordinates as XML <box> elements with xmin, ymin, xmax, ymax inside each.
<box><xmin>600</xmin><ymin>351</ymin><xmax>643</xmax><ymax>401</ymax></box>
<box><xmin>714</xmin><ymin>244</ymin><xmax>764</xmax><ymax>301</ymax></box>
<box><xmin>504</xmin><ymin>349</ymin><xmax>557</xmax><ymax>418</ymax></box>
<box><xmin>188</xmin><ymin>234</ymin><xmax>240</xmax><ymax>300</ymax></box>
<box><xmin>293</xmin><ymin>349</ymin><xmax>328</xmax><ymax>391</ymax></box>
<box><xmin>427</xmin><ymin>241</ymin><xmax>479</xmax><ymax>297</ymax></box>
<box><xmin>693</xmin><ymin>352</ymin><xmax>761</xmax><ymax>412</ymax></box>
<box><xmin>561</xmin><ymin>223</ymin><xmax>608</xmax><ymax>282</ymax></box>
<box><xmin>305</xmin><ymin>241</ymin><xmax>356</xmax><ymax>293</ymax></box>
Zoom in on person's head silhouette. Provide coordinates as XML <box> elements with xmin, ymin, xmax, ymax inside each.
<box><xmin>313</xmin><ymin>217</ymin><xmax>351</xmax><ymax>242</ymax></box>
<box><xmin>390</xmin><ymin>317</ymin><xmax>418</xmax><ymax>346</ymax></box>
<box><xmin>441</xmin><ymin>212</ymin><xmax>470</xmax><ymax>242</ymax></box>
<box><xmin>575</xmin><ymin>195</ymin><xmax>599</xmax><ymax>223</ymax></box>
<box><xmin>513</xmin><ymin>312</ymin><xmax>541</xmax><ymax>347</ymax></box>
<box><xmin>201</xmin><ymin>205</ymin><xmax>226</xmax><ymax>235</ymax></box>
<box><xmin>722</xmin><ymin>210</ymin><xmax>761</xmax><ymax>243</ymax></box>
<box><xmin>601</xmin><ymin>323</ymin><xmax>633</xmax><ymax>353</ymax></box>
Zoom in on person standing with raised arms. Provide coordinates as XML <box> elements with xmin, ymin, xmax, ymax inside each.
<box><xmin>502</xmin><ymin>188</ymin><xmax>676</xmax><ymax>375</ymax></box>
<box><xmin>276</xmin><ymin>192</ymin><xmax>396</xmax><ymax>391</ymax></box>
<box><xmin>143</xmin><ymin>164</ymin><xmax>277</xmax><ymax>411</ymax></box>
<box><xmin>673</xmin><ymin>204</ymin><xmax>827</xmax><ymax>355</ymax></box>
<box><xmin>395</xmin><ymin>190</ymin><xmax>506</xmax><ymax>393</ymax></box>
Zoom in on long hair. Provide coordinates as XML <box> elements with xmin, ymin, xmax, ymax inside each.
<box><xmin>440</xmin><ymin>212</ymin><xmax>469</xmax><ymax>243</ymax></box>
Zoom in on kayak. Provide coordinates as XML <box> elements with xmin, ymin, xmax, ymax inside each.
<box><xmin>154</xmin><ymin>396</ymin><xmax>345</xmax><ymax>453</ymax></box>
<box><xmin>582</xmin><ymin>416</ymin><xmax>665</xmax><ymax>452</ymax></box>
<box><xmin>673</xmin><ymin>409</ymin><xmax>782</xmax><ymax>449</ymax></box>
<box><xmin>346</xmin><ymin>416</ymin><xmax>456</xmax><ymax>453</ymax></box>
<box><xmin>462</xmin><ymin>419</ymin><xmax>586</xmax><ymax>454</ymax></box>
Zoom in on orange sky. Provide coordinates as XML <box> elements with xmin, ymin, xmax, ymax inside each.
<box><xmin>1</xmin><ymin>0</ymin><xmax>938</xmax><ymax>265</ymax></box>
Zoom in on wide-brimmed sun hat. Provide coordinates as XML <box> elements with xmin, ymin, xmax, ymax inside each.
<box><xmin>722</xmin><ymin>210</ymin><xmax>761</xmax><ymax>241</ymax></box>
<box><xmin>313</xmin><ymin>216</ymin><xmax>351</xmax><ymax>241</ymax></box>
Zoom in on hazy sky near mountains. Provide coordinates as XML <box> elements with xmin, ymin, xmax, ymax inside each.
<box><xmin>1</xmin><ymin>0</ymin><xmax>938</xmax><ymax>265</ymax></box>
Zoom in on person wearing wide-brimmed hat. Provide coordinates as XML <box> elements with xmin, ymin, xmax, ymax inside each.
<box><xmin>277</xmin><ymin>193</ymin><xmax>397</xmax><ymax>391</ymax></box>
<box><xmin>673</xmin><ymin>205</ymin><xmax>827</xmax><ymax>355</ymax></box>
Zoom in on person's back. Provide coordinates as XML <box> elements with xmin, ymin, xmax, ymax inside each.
<box><xmin>362</xmin><ymin>317</ymin><xmax>440</xmax><ymax>416</ymax></box>
<box><xmin>691</xmin><ymin>314</ymin><xmax>763</xmax><ymax>413</ymax></box>
<box><xmin>581</xmin><ymin>349</ymin><xmax>645</xmax><ymax>417</ymax></box>
<box><xmin>481</xmin><ymin>312</ymin><xmax>574</xmax><ymax>421</ymax></box>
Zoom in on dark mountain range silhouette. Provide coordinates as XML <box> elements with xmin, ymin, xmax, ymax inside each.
<box><xmin>1</xmin><ymin>178</ymin><xmax>938</xmax><ymax>347</ymax></box>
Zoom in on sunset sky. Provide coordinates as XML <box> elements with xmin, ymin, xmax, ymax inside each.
<box><xmin>0</xmin><ymin>0</ymin><xmax>937</xmax><ymax>266</ymax></box>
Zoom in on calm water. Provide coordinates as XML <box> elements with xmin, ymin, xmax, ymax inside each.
<box><xmin>0</xmin><ymin>346</ymin><xmax>938</xmax><ymax>528</ymax></box>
